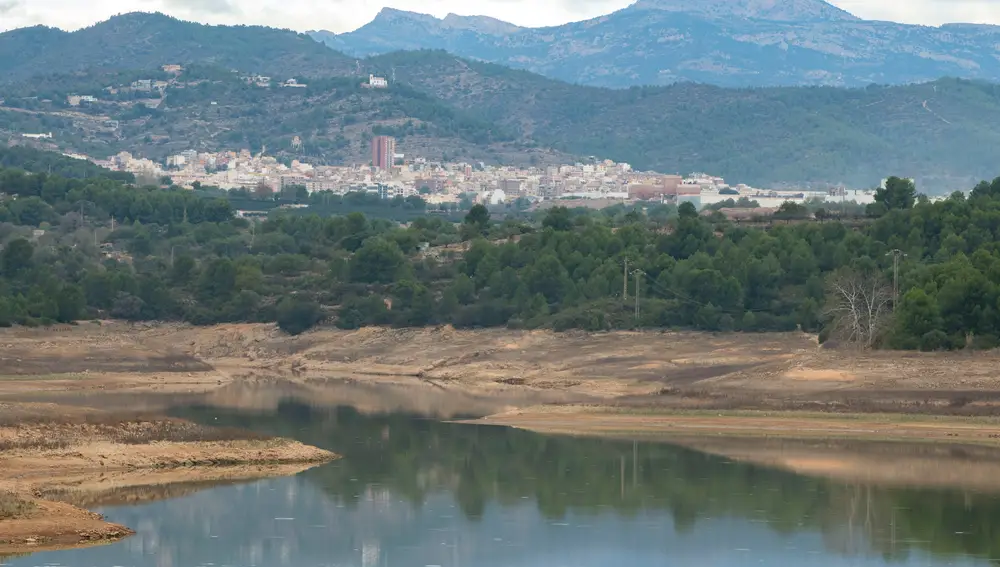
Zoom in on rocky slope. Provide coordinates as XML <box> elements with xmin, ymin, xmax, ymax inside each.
<box><xmin>314</xmin><ymin>0</ymin><xmax>1000</xmax><ymax>88</ymax></box>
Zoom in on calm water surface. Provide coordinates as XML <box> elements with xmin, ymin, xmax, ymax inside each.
<box><xmin>6</xmin><ymin>402</ymin><xmax>1000</xmax><ymax>567</ymax></box>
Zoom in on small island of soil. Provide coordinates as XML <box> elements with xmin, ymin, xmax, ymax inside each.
<box><xmin>0</xmin><ymin>404</ymin><xmax>336</xmax><ymax>555</ymax></box>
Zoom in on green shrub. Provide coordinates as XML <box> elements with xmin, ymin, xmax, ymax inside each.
<box><xmin>276</xmin><ymin>297</ymin><xmax>323</xmax><ymax>335</ymax></box>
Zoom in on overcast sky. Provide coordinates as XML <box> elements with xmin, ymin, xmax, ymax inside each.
<box><xmin>1</xmin><ymin>0</ymin><xmax>998</xmax><ymax>34</ymax></box>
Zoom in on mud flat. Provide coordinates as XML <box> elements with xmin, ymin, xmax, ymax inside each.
<box><xmin>662</xmin><ymin>436</ymin><xmax>1000</xmax><ymax>493</ymax></box>
<box><xmin>0</xmin><ymin>403</ymin><xmax>336</xmax><ymax>555</ymax></box>
<box><xmin>5</xmin><ymin>322</ymin><xmax>1000</xmax><ymax>551</ymax></box>
<box><xmin>474</xmin><ymin>406</ymin><xmax>1000</xmax><ymax>447</ymax></box>
<box><xmin>9</xmin><ymin>321</ymin><xmax>1000</xmax><ymax>415</ymax></box>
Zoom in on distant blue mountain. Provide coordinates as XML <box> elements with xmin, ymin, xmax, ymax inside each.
<box><xmin>310</xmin><ymin>0</ymin><xmax>1000</xmax><ymax>88</ymax></box>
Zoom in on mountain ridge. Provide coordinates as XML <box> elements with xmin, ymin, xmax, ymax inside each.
<box><xmin>4</xmin><ymin>14</ymin><xmax>1000</xmax><ymax>190</ymax></box>
<box><xmin>629</xmin><ymin>0</ymin><xmax>860</xmax><ymax>22</ymax></box>
<box><xmin>315</xmin><ymin>2</ymin><xmax>1000</xmax><ymax>88</ymax></box>
<box><xmin>0</xmin><ymin>12</ymin><xmax>351</xmax><ymax>83</ymax></box>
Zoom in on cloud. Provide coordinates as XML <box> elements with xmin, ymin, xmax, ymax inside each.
<box><xmin>4</xmin><ymin>0</ymin><xmax>1000</xmax><ymax>34</ymax></box>
<box><xmin>163</xmin><ymin>0</ymin><xmax>239</xmax><ymax>15</ymax></box>
<box><xmin>831</xmin><ymin>0</ymin><xmax>1000</xmax><ymax>25</ymax></box>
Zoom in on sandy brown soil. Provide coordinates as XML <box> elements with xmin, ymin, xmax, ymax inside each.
<box><xmin>6</xmin><ymin>323</ymin><xmax>1000</xmax><ymax>496</ymax></box>
<box><xmin>7</xmin><ymin>322</ymin><xmax>1000</xmax><ymax>427</ymax></box>
<box><xmin>663</xmin><ymin>436</ymin><xmax>1000</xmax><ymax>493</ymax></box>
<box><xmin>10</xmin><ymin>322</ymin><xmax>1000</xmax><ymax>416</ymax></box>
<box><xmin>0</xmin><ymin>404</ymin><xmax>336</xmax><ymax>555</ymax></box>
<box><xmin>6</xmin><ymin>322</ymin><xmax>1000</xmax><ymax>551</ymax></box>
<box><xmin>474</xmin><ymin>406</ymin><xmax>1000</xmax><ymax>446</ymax></box>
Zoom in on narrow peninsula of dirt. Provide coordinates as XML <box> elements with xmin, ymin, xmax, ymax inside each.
<box><xmin>0</xmin><ymin>404</ymin><xmax>337</xmax><ymax>555</ymax></box>
<box><xmin>472</xmin><ymin>406</ymin><xmax>1000</xmax><ymax>446</ymax></box>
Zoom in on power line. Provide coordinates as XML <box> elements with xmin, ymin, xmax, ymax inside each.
<box><xmin>632</xmin><ymin>269</ymin><xmax>643</xmax><ymax>321</ymax></box>
<box><xmin>622</xmin><ymin>257</ymin><xmax>629</xmax><ymax>302</ymax></box>
<box><xmin>886</xmin><ymin>249</ymin><xmax>906</xmax><ymax>310</ymax></box>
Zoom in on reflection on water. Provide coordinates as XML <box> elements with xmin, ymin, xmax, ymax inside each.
<box><xmin>9</xmin><ymin>402</ymin><xmax>1000</xmax><ymax>567</ymax></box>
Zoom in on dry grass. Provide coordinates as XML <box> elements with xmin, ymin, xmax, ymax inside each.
<box><xmin>0</xmin><ymin>415</ymin><xmax>267</xmax><ymax>452</ymax></box>
<box><xmin>0</xmin><ymin>438</ymin><xmax>71</xmax><ymax>451</ymax></box>
<box><xmin>101</xmin><ymin>421</ymin><xmax>267</xmax><ymax>445</ymax></box>
<box><xmin>0</xmin><ymin>492</ymin><xmax>34</xmax><ymax>520</ymax></box>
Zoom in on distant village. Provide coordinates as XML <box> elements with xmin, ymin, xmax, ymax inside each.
<box><xmin>12</xmin><ymin>62</ymin><xmax>883</xmax><ymax>216</ymax></box>
<box><xmin>94</xmin><ymin>132</ymin><xmax>881</xmax><ymax>219</ymax></box>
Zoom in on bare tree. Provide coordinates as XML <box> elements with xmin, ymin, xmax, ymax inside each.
<box><xmin>825</xmin><ymin>269</ymin><xmax>893</xmax><ymax>349</ymax></box>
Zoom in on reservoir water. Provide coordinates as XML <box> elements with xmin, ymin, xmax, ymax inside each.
<box><xmin>6</xmin><ymin>402</ymin><xmax>1000</xmax><ymax>567</ymax></box>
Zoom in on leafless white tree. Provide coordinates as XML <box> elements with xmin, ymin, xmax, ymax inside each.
<box><xmin>825</xmin><ymin>269</ymin><xmax>893</xmax><ymax>349</ymax></box>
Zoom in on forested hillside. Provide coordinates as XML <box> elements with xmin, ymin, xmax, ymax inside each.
<box><xmin>0</xmin><ymin>153</ymin><xmax>999</xmax><ymax>351</ymax></box>
<box><xmin>4</xmin><ymin>12</ymin><xmax>1000</xmax><ymax>188</ymax></box>
<box><xmin>0</xmin><ymin>66</ymin><xmax>564</xmax><ymax>167</ymax></box>
<box><xmin>374</xmin><ymin>51</ymin><xmax>1000</xmax><ymax>191</ymax></box>
<box><xmin>0</xmin><ymin>13</ymin><xmax>350</xmax><ymax>82</ymax></box>
<box><xmin>0</xmin><ymin>146</ymin><xmax>135</xmax><ymax>182</ymax></box>
<box><xmin>7</xmin><ymin>49</ymin><xmax>1000</xmax><ymax>188</ymax></box>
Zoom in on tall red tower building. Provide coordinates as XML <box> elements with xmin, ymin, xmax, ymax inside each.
<box><xmin>371</xmin><ymin>136</ymin><xmax>396</xmax><ymax>170</ymax></box>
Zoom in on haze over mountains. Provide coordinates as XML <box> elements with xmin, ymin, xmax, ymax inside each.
<box><xmin>312</xmin><ymin>0</ymin><xmax>1000</xmax><ymax>88</ymax></box>
<box><xmin>2</xmin><ymin>11</ymin><xmax>1000</xmax><ymax>190</ymax></box>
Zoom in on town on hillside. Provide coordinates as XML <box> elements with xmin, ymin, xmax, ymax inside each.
<box><xmin>89</xmin><ymin>133</ymin><xmax>885</xmax><ymax>217</ymax></box>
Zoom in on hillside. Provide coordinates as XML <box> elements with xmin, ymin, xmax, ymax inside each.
<box><xmin>314</xmin><ymin>1</ymin><xmax>1000</xmax><ymax>88</ymax></box>
<box><xmin>0</xmin><ymin>66</ymin><xmax>565</xmax><ymax>167</ymax></box>
<box><xmin>0</xmin><ymin>12</ymin><xmax>352</xmax><ymax>83</ymax></box>
<box><xmin>6</xmin><ymin>53</ymin><xmax>1000</xmax><ymax>189</ymax></box>
<box><xmin>0</xmin><ymin>146</ymin><xmax>135</xmax><ymax>182</ymax></box>
<box><xmin>5</xmin><ymin>13</ymin><xmax>1000</xmax><ymax>188</ymax></box>
<box><xmin>367</xmin><ymin>50</ymin><xmax>1000</xmax><ymax>190</ymax></box>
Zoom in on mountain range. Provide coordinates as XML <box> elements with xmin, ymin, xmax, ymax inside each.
<box><xmin>0</xmin><ymin>12</ymin><xmax>351</xmax><ymax>83</ymax></box>
<box><xmin>312</xmin><ymin>0</ymin><xmax>1000</xmax><ymax>88</ymax></box>
<box><xmin>3</xmin><ymin>13</ymin><xmax>1000</xmax><ymax>191</ymax></box>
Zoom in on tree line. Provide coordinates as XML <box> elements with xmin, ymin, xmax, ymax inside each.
<box><xmin>0</xmin><ymin>158</ymin><xmax>997</xmax><ymax>350</ymax></box>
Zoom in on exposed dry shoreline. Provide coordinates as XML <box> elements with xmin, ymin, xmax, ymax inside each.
<box><xmin>0</xmin><ymin>404</ymin><xmax>336</xmax><ymax>555</ymax></box>
<box><xmin>8</xmin><ymin>321</ymin><xmax>1000</xmax><ymax>415</ymax></box>
<box><xmin>472</xmin><ymin>406</ymin><xmax>1000</xmax><ymax>445</ymax></box>
<box><xmin>6</xmin><ymin>321</ymin><xmax>1000</xmax><ymax>553</ymax></box>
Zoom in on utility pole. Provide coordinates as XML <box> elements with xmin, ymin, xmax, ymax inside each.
<box><xmin>886</xmin><ymin>249</ymin><xmax>906</xmax><ymax>309</ymax></box>
<box><xmin>623</xmin><ymin>257</ymin><xmax>629</xmax><ymax>301</ymax></box>
<box><xmin>633</xmin><ymin>269</ymin><xmax>643</xmax><ymax>322</ymax></box>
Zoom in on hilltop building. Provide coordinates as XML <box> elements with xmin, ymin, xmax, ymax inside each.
<box><xmin>365</xmin><ymin>74</ymin><xmax>389</xmax><ymax>89</ymax></box>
